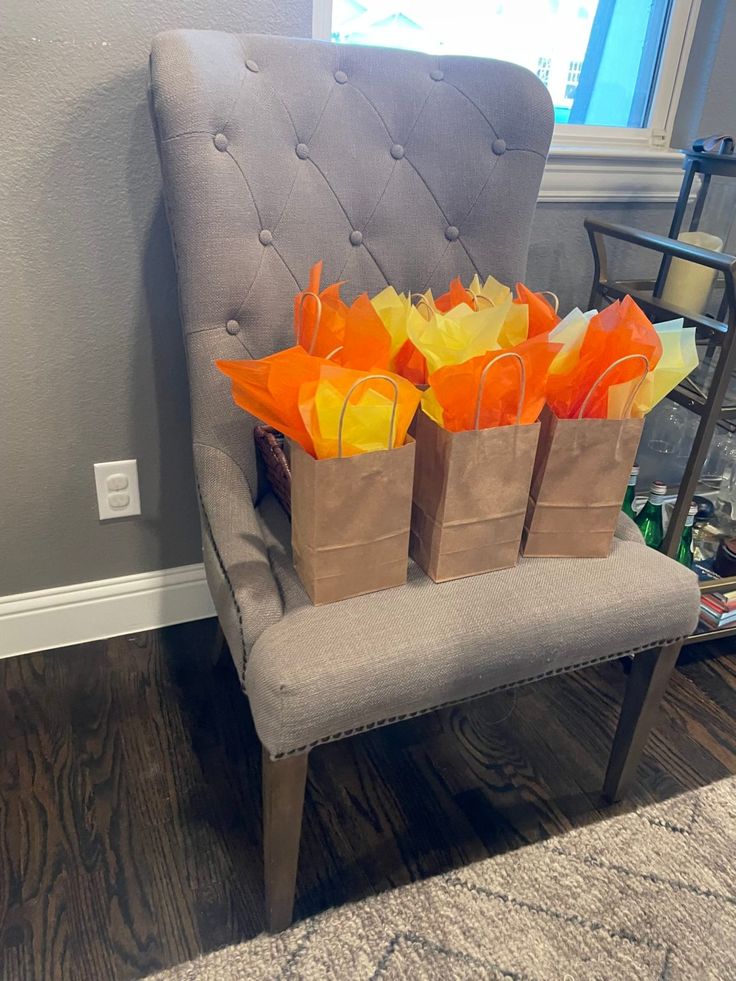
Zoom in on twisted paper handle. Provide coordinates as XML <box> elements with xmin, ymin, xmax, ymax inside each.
<box><xmin>474</xmin><ymin>351</ymin><xmax>526</xmax><ymax>430</ymax></box>
<box><xmin>337</xmin><ymin>374</ymin><xmax>400</xmax><ymax>458</ymax></box>
<box><xmin>295</xmin><ymin>291</ymin><xmax>323</xmax><ymax>355</ymax></box>
<box><xmin>577</xmin><ymin>354</ymin><xmax>650</xmax><ymax>420</ymax></box>
<box><xmin>411</xmin><ymin>292</ymin><xmax>436</xmax><ymax>318</ymax></box>
<box><xmin>471</xmin><ymin>292</ymin><xmax>496</xmax><ymax>309</ymax></box>
<box><xmin>539</xmin><ymin>290</ymin><xmax>560</xmax><ymax>314</ymax></box>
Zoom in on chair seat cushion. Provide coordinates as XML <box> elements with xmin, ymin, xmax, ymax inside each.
<box><xmin>246</xmin><ymin>495</ymin><xmax>700</xmax><ymax>757</ymax></box>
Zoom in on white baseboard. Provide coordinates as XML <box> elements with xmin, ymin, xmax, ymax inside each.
<box><xmin>0</xmin><ymin>564</ymin><xmax>216</xmax><ymax>659</ymax></box>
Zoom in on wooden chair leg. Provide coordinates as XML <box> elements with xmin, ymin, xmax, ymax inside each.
<box><xmin>603</xmin><ymin>641</ymin><xmax>682</xmax><ymax>803</ymax></box>
<box><xmin>262</xmin><ymin>747</ymin><xmax>309</xmax><ymax>933</ymax></box>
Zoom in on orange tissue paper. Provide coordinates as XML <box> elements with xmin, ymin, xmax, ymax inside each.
<box><xmin>546</xmin><ymin>295</ymin><xmax>663</xmax><ymax>420</ymax></box>
<box><xmin>293</xmin><ymin>260</ymin><xmax>347</xmax><ymax>358</ymax></box>
<box><xmin>216</xmin><ymin>348</ymin><xmax>420</xmax><ymax>460</ymax></box>
<box><xmin>424</xmin><ymin>333</ymin><xmax>561</xmax><ymax>432</ymax></box>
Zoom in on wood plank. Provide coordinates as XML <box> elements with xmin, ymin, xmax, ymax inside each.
<box><xmin>0</xmin><ymin>630</ymin><xmax>733</xmax><ymax>979</ymax></box>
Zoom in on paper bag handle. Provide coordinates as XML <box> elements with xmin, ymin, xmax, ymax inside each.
<box><xmin>337</xmin><ymin>374</ymin><xmax>400</xmax><ymax>458</ymax></box>
<box><xmin>577</xmin><ymin>353</ymin><xmax>650</xmax><ymax>420</ymax></box>
<box><xmin>539</xmin><ymin>290</ymin><xmax>560</xmax><ymax>314</ymax></box>
<box><xmin>473</xmin><ymin>288</ymin><xmax>558</xmax><ymax>313</ymax></box>
<box><xmin>296</xmin><ymin>291</ymin><xmax>323</xmax><ymax>355</ymax></box>
<box><xmin>474</xmin><ymin>352</ymin><xmax>526</xmax><ymax>430</ymax></box>
<box><xmin>470</xmin><ymin>291</ymin><xmax>496</xmax><ymax>310</ymax></box>
<box><xmin>411</xmin><ymin>293</ymin><xmax>435</xmax><ymax>317</ymax></box>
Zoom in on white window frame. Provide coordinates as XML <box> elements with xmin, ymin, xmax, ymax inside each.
<box><xmin>312</xmin><ymin>0</ymin><xmax>703</xmax><ymax>203</ymax></box>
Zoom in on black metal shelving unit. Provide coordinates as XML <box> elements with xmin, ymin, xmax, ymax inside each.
<box><xmin>585</xmin><ymin>217</ymin><xmax>736</xmax><ymax>645</ymax></box>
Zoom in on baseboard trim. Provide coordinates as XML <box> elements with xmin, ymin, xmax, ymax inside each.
<box><xmin>0</xmin><ymin>564</ymin><xmax>216</xmax><ymax>659</ymax></box>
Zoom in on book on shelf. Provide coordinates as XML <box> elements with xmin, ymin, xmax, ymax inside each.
<box><xmin>700</xmin><ymin>593</ymin><xmax>736</xmax><ymax>610</ymax></box>
<box><xmin>699</xmin><ymin>588</ymin><xmax>736</xmax><ymax>629</ymax></box>
<box><xmin>701</xmin><ymin>588</ymin><xmax>736</xmax><ymax>608</ymax></box>
<box><xmin>700</xmin><ymin>609</ymin><xmax>736</xmax><ymax>629</ymax></box>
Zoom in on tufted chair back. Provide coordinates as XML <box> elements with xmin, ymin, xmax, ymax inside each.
<box><xmin>150</xmin><ymin>31</ymin><xmax>554</xmax><ymax>498</ymax></box>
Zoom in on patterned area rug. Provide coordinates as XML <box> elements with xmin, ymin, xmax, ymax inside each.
<box><xmin>151</xmin><ymin>777</ymin><xmax>736</xmax><ymax>980</ymax></box>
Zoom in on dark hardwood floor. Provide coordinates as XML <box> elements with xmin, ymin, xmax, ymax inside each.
<box><xmin>1</xmin><ymin>622</ymin><xmax>734</xmax><ymax>980</ymax></box>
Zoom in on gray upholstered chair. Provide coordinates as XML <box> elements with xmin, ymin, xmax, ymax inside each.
<box><xmin>149</xmin><ymin>30</ymin><xmax>701</xmax><ymax>932</ymax></box>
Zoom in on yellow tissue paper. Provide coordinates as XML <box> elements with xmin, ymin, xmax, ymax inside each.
<box><xmin>445</xmin><ymin>298</ymin><xmax>529</xmax><ymax>348</ymax></box>
<box><xmin>370</xmin><ymin>286</ymin><xmax>427</xmax><ymax>359</ymax></box>
<box><xmin>607</xmin><ymin>319</ymin><xmax>698</xmax><ymax>419</ymax></box>
<box><xmin>500</xmin><ymin>303</ymin><xmax>529</xmax><ymax>348</ymax></box>
<box><xmin>421</xmin><ymin>386</ymin><xmax>445</xmax><ymax>428</ymax></box>
<box><xmin>407</xmin><ymin>294</ymin><xmax>519</xmax><ymax>374</ymax></box>
<box><xmin>467</xmin><ymin>272</ymin><xmax>512</xmax><ymax>308</ymax></box>
<box><xmin>309</xmin><ymin>382</ymin><xmax>395</xmax><ymax>457</ymax></box>
<box><xmin>548</xmin><ymin>307</ymin><xmax>594</xmax><ymax>376</ymax></box>
<box><xmin>298</xmin><ymin>366</ymin><xmax>421</xmax><ymax>459</ymax></box>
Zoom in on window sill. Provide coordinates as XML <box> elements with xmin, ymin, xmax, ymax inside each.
<box><xmin>539</xmin><ymin>145</ymin><xmax>686</xmax><ymax>204</ymax></box>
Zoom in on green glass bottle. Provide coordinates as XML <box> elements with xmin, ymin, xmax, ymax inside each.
<box><xmin>635</xmin><ymin>480</ymin><xmax>667</xmax><ymax>549</ymax></box>
<box><xmin>622</xmin><ymin>464</ymin><xmax>640</xmax><ymax>519</ymax></box>
<box><xmin>676</xmin><ymin>503</ymin><xmax>698</xmax><ymax>567</ymax></box>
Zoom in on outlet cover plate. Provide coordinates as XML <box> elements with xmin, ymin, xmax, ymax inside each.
<box><xmin>94</xmin><ymin>460</ymin><xmax>141</xmax><ymax>520</ymax></box>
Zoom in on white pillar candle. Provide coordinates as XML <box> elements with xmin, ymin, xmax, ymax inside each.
<box><xmin>661</xmin><ymin>231</ymin><xmax>723</xmax><ymax>315</ymax></box>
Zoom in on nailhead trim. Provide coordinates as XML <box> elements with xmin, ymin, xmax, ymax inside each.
<box><xmin>269</xmin><ymin>635</ymin><xmax>687</xmax><ymax>759</ymax></box>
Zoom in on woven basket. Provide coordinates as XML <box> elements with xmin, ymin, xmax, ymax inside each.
<box><xmin>254</xmin><ymin>425</ymin><xmax>292</xmax><ymax>516</ymax></box>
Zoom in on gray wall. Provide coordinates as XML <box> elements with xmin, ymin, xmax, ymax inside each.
<box><xmin>0</xmin><ymin>1</ymin><xmax>732</xmax><ymax>597</ymax></box>
<box><xmin>671</xmin><ymin>0</ymin><xmax>736</xmax><ymax>150</ymax></box>
<box><xmin>1</xmin><ymin>1</ymin><xmax>311</xmax><ymax>596</ymax></box>
<box><xmin>528</xmin><ymin>202</ymin><xmax>673</xmax><ymax>316</ymax></box>
<box><xmin>695</xmin><ymin>0</ymin><xmax>736</xmax><ymax>140</ymax></box>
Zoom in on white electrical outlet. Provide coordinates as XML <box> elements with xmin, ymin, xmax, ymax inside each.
<box><xmin>94</xmin><ymin>460</ymin><xmax>141</xmax><ymax>520</ymax></box>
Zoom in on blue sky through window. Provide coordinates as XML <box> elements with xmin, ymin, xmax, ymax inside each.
<box><xmin>331</xmin><ymin>0</ymin><xmax>673</xmax><ymax>127</ymax></box>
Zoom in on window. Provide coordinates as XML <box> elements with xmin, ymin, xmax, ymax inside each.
<box><xmin>312</xmin><ymin>0</ymin><xmax>703</xmax><ymax>202</ymax></box>
<box><xmin>536</xmin><ymin>56</ymin><xmax>551</xmax><ymax>86</ymax></box>
<box><xmin>319</xmin><ymin>0</ymin><xmax>697</xmax><ymax>136</ymax></box>
<box><xmin>565</xmin><ymin>59</ymin><xmax>582</xmax><ymax>103</ymax></box>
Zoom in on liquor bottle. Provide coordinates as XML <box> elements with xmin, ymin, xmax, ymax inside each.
<box><xmin>635</xmin><ymin>480</ymin><xmax>667</xmax><ymax>549</ymax></box>
<box><xmin>676</xmin><ymin>503</ymin><xmax>698</xmax><ymax>567</ymax></box>
<box><xmin>622</xmin><ymin>464</ymin><xmax>640</xmax><ymax>519</ymax></box>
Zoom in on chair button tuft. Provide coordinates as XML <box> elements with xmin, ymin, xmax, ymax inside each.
<box><xmin>430</xmin><ymin>69</ymin><xmax>444</xmax><ymax>81</ymax></box>
<box><xmin>259</xmin><ymin>229</ymin><xmax>273</xmax><ymax>246</ymax></box>
<box><xmin>213</xmin><ymin>132</ymin><xmax>228</xmax><ymax>151</ymax></box>
<box><xmin>226</xmin><ymin>319</ymin><xmax>240</xmax><ymax>335</ymax></box>
<box><xmin>245</xmin><ymin>59</ymin><xmax>260</xmax><ymax>73</ymax></box>
<box><xmin>390</xmin><ymin>143</ymin><xmax>405</xmax><ymax>160</ymax></box>
<box><xmin>445</xmin><ymin>226</ymin><xmax>460</xmax><ymax>242</ymax></box>
<box><xmin>295</xmin><ymin>142</ymin><xmax>310</xmax><ymax>159</ymax></box>
<box><xmin>492</xmin><ymin>138</ymin><xmax>507</xmax><ymax>155</ymax></box>
<box><xmin>349</xmin><ymin>230</ymin><xmax>363</xmax><ymax>246</ymax></box>
<box><xmin>334</xmin><ymin>70</ymin><xmax>348</xmax><ymax>84</ymax></box>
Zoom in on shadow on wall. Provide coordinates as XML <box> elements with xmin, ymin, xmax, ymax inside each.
<box><xmin>41</xmin><ymin>58</ymin><xmax>202</xmax><ymax>577</ymax></box>
<box><xmin>130</xmin><ymin>79</ymin><xmax>202</xmax><ymax>572</ymax></box>
<box><xmin>139</xmin><ymin>195</ymin><xmax>201</xmax><ymax>570</ymax></box>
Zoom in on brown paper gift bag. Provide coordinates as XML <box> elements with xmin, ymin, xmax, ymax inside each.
<box><xmin>411</xmin><ymin>353</ymin><xmax>540</xmax><ymax>582</ymax></box>
<box><xmin>522</xmin><ymin>355</ymin><xmax>648</xmax><ymax>558</ymax></box>
<box><xmin>291</xmin><ymin>375</ymin><xmax>416</xmax><ymax>605</ymax></box>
